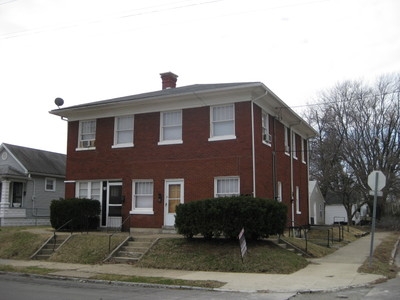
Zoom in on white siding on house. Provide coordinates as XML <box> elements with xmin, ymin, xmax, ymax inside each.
<box><xmin>325</xmin><ymin>204</ymin><xmax>347</xmax><ymax>224</ymax></box>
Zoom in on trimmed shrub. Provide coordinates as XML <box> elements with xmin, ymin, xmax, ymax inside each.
<box><xmin>50</xmin><ymin>198</ymin><xmax>101</xmax><ymax>231</ymax></box>
<box><xmin>175</xmin><ymin>196</ymin><xmax>287</xmax><ymax>240</ymax></box>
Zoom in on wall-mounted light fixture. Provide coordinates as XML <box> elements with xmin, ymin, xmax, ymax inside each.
<box><xmin>158</xmin><ymin>193</ymin><xmax>162</xmax><ymax>203</ymax></box>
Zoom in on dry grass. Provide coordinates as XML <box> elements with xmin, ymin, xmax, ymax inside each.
<box><xmin>137</xmin><ymin>237</ymin><xmax>309</xmax><ymax>274</ymax></box>
<box><xmin>49</xmin><ymin>233</ymin><xmax>128</xmax><ymax>264</ymax></box>
<box><xmin>358</xmin><ymin>231</ymin><xmax>400</xmax><ymax>279</ymax></box>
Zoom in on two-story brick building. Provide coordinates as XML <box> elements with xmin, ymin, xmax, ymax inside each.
<box><xmin>50</xmin><ymin>72</ymin><xmax>317</xmax><ymax>231</ymax></box>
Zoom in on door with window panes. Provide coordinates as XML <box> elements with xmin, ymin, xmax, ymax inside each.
<box><xmin>164</xmin><ymin>180</ymin><xmax>184</xmax><ymax>227</ymax></box>
<box><xmin>107</xmin><ymin>182</ymin><xmax>123</xmax><ymax>228</ymax></box>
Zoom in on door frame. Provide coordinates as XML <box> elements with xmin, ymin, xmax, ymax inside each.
<box><xmin>164</xmin><ymin>179</ymin><xmax>184</xmax><ymax>227</ymax></box>
<box><xmin>105</xmin><ymin>181</ymin><xmax>123</xmax><ymax>228</ymax></box>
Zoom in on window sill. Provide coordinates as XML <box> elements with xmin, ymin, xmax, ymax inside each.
<box><xmin>208</xmin><ymin>135</ymin><xmax>236</xmax><ymax>142</ymax></box>
<box><xmin>76</xmin><ymin>147</ymin><xmax>96</xmax><ymax>151</ymax></box>
<box><xmin>130</xmin><ymin>210</ymin><xmax>154</xmax><ymax>215</ymax></box>
<box><xmin>112</xmin><ymin>143</ymin><xmax>134</xmax><ymax>149</ymax></box>
<box><xmin>158</xmin><ymin>140</ymin><xmax>183</xmax><ymax>146</ymax></box>
<box><xmin>262</xmin><ymin>141</ymin><xmax>272</xmax><ymax>147</ymax></box>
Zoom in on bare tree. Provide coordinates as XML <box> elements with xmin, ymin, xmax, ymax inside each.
<box><xmin>305</xmin><ymin>73</ymin><xmax>400</xmax><ymax>221</ymax></box>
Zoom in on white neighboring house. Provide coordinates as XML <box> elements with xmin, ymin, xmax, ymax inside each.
<box><xmin>324</xmin><ymin>190</ymin><xmax>369</xmax><ymax>225</ymax></box>
<box><xmin>309</xmin><ymin>181</ymin><xmax>325</xmax><ymax>225</ymax></box>
<box><xmin>0</xmin><ymin>143</ymin><xmax>66</xmax><ymax>226</ymax></box>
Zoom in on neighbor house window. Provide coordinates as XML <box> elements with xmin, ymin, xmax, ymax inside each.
<box><xmin>45</xmin><ymin>178</ymin><xmax>56</xmax><ymax>191</ymax></box>
<box><xmin>132</xmin><ymin>180</ymin><xmax>154</xmax><ymax>214</ymax></box>
<box><xmin>159</xmin><ymin>110</ymin><xmax>182</xmax><ymax>145</ymax></box>
<box><xmin>209</xmin><ymin>104</ymin><xmax>235</xmax><ymax>141</ymax></box>
<box><xmin>76</xmin><ymin>181</ymin><xmax>101</xmax><ymax>200</ymax></box>
<box><xmin>113</xmin><ymin>115</ymin><xmax>134</xmax><ymax>147</ymax></box>
<box><xmin>214</xmin><ymin>177</ymin><xmax>240</xmax><ymax>197</ymax></box>
<box><xmin>11</xmin><ymin>182</ymin><xmax>23</xmax><ymax>207</ymax></box>
<box><xmin>292</xmin><ymin>132</ymin><xmax>297</xmax><ymax>159</ymax></box>
<box><xmin>78</xmin><ymin>120</ymin><xmax>96</xmax><ymax>149</ymax></box>
<box><xmin>262</xmin><ymin>111</ymin><xmax>271</xmax><ymax>144</ymax></box>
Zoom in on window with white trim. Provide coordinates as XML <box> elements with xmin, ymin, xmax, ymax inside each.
<box><xmin>292</xmin><ymin>132</ymin><xmax>297</xmax><ymax>159</ymax></box>
<box><xmin>113</xmin><ymin>115</ymin><xmax>134</xmax><ymax>147</ymax></box>
<box><xmin>296</xmin><ymin>186</ymin><xmax>301</xmax><ymax>214</ymax></box>
<box><xmin>214</xmin><ymin>177</ymin><xmax>240</xmax><ymax>197</ymax></box>
<box><xmin>132</xmin><ymin>180</ymin><xmax>154</xmax><ymax>214</ymax></box>
<box><xmin>301</xmin><ymin>138</ymin><xmax>306</xmax><ymax>163</ymax></box>
<box><xmin>159</xmin><ymin>110</ymin><xmax>182</xmax><ymax>144</ymax></box>
<box><xmin>45</xmin><ymin>178</ymin><xmax>56</xmax><ymax>191</ymax></box>
<box><xmin>76</xmin><ymin>181</ymin><xmax>101</xmax><ymax>200</ymax></box>
<box><xmin>262</xmin><ymin>111</ymin><xmax>272</xmax><ymax>144</ymax></box>
<box><xmin>209</xmin><ymin>104</ymin><xmax>235</xmax><ymax>141</ymax></box>
<box><xmin>78</xmin><ymin>120</ymin><xmax>96</xmax><ymax>149</ymax></box>
<box><xmin>277</xmin><ymin>181</ymin><xmax>282</xmax><ymax>202</ymax></box>
<box><xmin>284</xmin><ymin>126</ymin><xmax>290</xmax><ymax>154</ymax></box>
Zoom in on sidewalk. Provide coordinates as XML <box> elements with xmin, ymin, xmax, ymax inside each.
<box><xmin>0</xmin><ymin>231</ymin><xmax>392</xmax><ymax>294</ymax></box>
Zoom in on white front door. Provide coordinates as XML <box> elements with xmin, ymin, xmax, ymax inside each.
<box><xmin>164</xmin><ymin>179</ymin><xmax>184</xmax><ymax>227</ymax></box>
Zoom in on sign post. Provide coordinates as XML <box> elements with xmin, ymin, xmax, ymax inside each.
<box><xmin>238</xmin><ymin>228</ymin><xmax>247</xmax><ymax>262</ymax></box>
<box><xmin>367</xmin><ymin>170</ymin><xmax>386</xmax><ymax>266</ymax></box>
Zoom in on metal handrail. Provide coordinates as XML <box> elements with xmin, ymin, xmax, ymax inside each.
<box><xmin>53</xmin><ymin>219</ymin><xmax>73</xmax><ymax>251</ymax></box>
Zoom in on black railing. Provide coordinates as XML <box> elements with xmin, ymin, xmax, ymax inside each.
<box><xmin>285</xmin><ymin>220</ymin><xmax>309</xmax><ymax>253</ymax></box>
<box><xmin>53</xmin><ymin>219</ymin><xmax>73</xmax><ymax>251</ymax></box>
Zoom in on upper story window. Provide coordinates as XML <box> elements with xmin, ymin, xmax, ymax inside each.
<box><xmin>78</xmin><ymin>120</ymin><xmax>96</xmax><ymax>149</ymax></box>
<box><xmin>113</xmin><ymin>115</ymin><xmax>134</xmax><ymax>148</ymax></box>
<box><xmin>209</xmin><ymin>104</ymin><xmax>236</xmax><ymax>141</ymax></box>
<box><xmin>262</xmin><ymin>111</ymin><xmax>271</xmax><ymax>144</ymax></box>
<box><xmin>159</xmin><ymin>110</ymin><xmax>182</xmax><ymax>145</ymax></box>
<box><xmin>45</xmin><ymin>178</ymin><xmax>56</xmax><ymax>191</ymax></box>
<box><xmin>301</xmin><ymin>138</ymin><xmax>306</xmax><ymax>163</ymax></box>
<box><xmin>284</xmin><ymin>126</ymin><xmax>290</xmax><ymax>155</ymax></box>
<box><xmin>214</xmin><ymin>176</ymin><xmax>240</xmax><ymax>197</ymax></box>
<box><xmin>292</xmin><ymin>132</ymin><xmax>297</xmax><ymax>159</ymax></box>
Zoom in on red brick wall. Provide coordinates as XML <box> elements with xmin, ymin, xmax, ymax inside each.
<box><xmin>64</xmin><ymin>101</ymin><xmax>310</xmax><ymax>228</ymax></box>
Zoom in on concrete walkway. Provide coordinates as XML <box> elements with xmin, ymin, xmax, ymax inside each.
<box><xmin>0</xmin><ymin>231</ymin><xmax>396</xmax><ymax>295</ymax></box>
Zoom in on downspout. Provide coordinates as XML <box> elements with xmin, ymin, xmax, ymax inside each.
<box><xmin>290</xmin><ymin>127</ymin><xmax>294</xmax><ymax>230</ymax></box>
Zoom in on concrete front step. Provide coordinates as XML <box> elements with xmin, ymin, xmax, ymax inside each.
<box><xmin>31</xmin><ymin>234</ymin><xmax>71</xmax><ymax>260</ymax></box>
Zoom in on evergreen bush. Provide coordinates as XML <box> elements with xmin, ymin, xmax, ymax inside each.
<box><xmin>50</xmin><ymin>198</ymin><xmax>101</xmax><ymax>231</ymax></box>
<box><xmin>175</xmin><ymin>196</ymin><xmax>287</xmax><ymax>240</ymax></box>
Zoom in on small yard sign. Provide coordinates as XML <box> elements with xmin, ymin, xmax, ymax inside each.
<box><xmin>238</xmin><ymin>228</ymin><xmax>247</xmax><ymax>261</ymax></box>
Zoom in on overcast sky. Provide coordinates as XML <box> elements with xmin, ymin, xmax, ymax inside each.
<box><xmin>1</xmin><ymin>0</ymin><xmax>399</xmax><ymax>154</ymax></box>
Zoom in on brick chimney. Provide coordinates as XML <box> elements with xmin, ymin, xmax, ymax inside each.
<box><xmin>160</xmin><ymin>72</ymin><xmax>178</xmax><ymax>89</ymax></box>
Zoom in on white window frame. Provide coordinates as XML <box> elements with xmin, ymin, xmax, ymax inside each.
<box><xmin>113</xmin><ymin>115</ymin><xmax>134</xmax><ymax>148</ymax></box>
<box><xmin>45</xmin><ymin>177</ymin><xmax>56</xmax><ymax>192</ymax></box>
<box><xmin>301</xmin><ymin>138</ymin><xmax>306</xmax><ymax>163</ymax></box>
<box><xmin>284</xmin><ymin>126</ymin><xmax>290</xmax><ymax>155</ymax></box>
<box><xmin>158</xmin><ymin>110</ymin><xmax>183</xmax><ymax>145</ymax></box>
<box><xmin>277</xmin><ymin>181</ymin><xmax>282</xmax><ymax>202</ymax></box>
<box><xmin>292</xmin><ymin>132</ymin><xmax>297</xmax><ymax>159</ymax></box>
<box><xmin>209</xmin><ymin>104</ymin><xmax>236</xmax><ymax>141</ymax></box>
<box><xmin>77</xmin><ymin>120</ymin><xmax>96</xmax><ymax>150</ymax></box>
<box><xmin>131</xmin><ymin>180</ymin><xmax>154</xmax><ymax>215</ymax></box>
<box><xmin>262</xmin><ymin>111</ymin><xmax>272</xmax><ymax>145</ymax></box>
<box><xmin>214</xmin><ymin>176</ymin><xmax>240</xmax><ymax>197</ymax></box>
<box><xmin>296</xmin><ymin>186</ymin><xmax>301</xmax><ymax>214</ymax></box>
<box><xmin>76</xmin><ymin>181</ymin><xmax>101</xmax><ymax>201</ymax></box>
